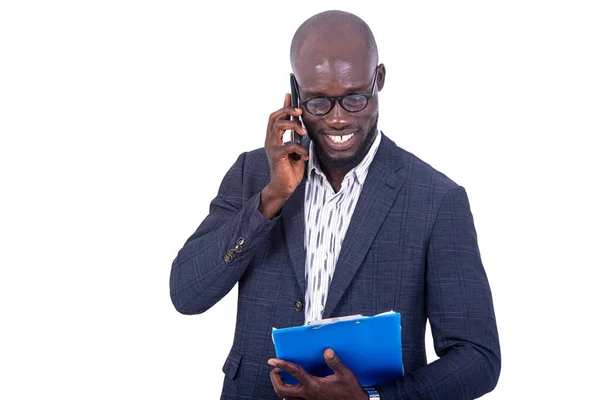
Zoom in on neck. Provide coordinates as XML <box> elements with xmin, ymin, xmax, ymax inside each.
<box><xmin>321</xmin><ymin>166</ymin><xmax>348</xmax><ymax>193</ymax></box>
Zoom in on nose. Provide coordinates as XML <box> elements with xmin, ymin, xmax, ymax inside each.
<box><xmin>324</xmin><ymin>100</ymin><xmax>350</xmax><ymax>130</ymax></box>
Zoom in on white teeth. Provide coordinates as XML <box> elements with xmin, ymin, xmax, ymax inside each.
<box><xmin>327</xmin><ymin>133</ymin><xmax>354</xmax><ymax>143</ymax></box>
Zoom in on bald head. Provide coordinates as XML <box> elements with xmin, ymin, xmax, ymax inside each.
<box><xmin>287</xmin><ymin>11</ymin><xmax>385</xmax><ymax>177</ymax></box>
<box><xmin>290</xmin><ymin>10</ymin><xmax>378</xmax><ymax>73</ymax></box>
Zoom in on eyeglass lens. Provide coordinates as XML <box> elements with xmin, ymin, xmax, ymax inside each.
<box><xmin>306</xmin><ymin>95</ymin><xmax>369</xmax><ymax>115</ymax></box>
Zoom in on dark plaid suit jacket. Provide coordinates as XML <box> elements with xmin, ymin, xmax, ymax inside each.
<box><xmin>170</xmin><ymin>132</ymin><xmax>501</xmax><ymax>399</ymax></box>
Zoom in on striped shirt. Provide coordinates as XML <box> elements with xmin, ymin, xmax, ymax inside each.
<box><xmin>303</xmin><ymin>131</ymin><xmax>382</xmax><ymax>324</ymax></box>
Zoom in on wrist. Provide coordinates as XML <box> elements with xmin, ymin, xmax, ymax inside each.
<box><xmin>363</xmin><ymin>386</ymin><xmax>380</xmax><ymax>399</ymax></box>
<box><xmin>258</xmin><ymin>184</ymin><xmax>290</xmax><ymax>219</ymax></box>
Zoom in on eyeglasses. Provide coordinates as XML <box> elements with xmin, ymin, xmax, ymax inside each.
<box><xmin>292</xmin><ymin>67</ymin><xmax>378</xmax><ymax>116</ymax></box>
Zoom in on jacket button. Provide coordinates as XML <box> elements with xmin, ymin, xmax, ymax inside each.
<box><xmin>234</xmin><ymin>244</ymin><xmax>242</xmax><ymax>253</ymax></box>
<box><xmin>236</xmin><ymin>237</ymin><xmax>245</xmax><ymax>246</ymax></box>
<box><xmin>224</xmin><ymin>254</ymin><xmax>233</xmax><ymax>263</ymax></box>
<box><xmin>228</xmin><ymin>249</ymin><xmax>237</xmax><ymax>257</ymax></box>
<box><xmin>294</xmin><ymin>300</ymin><xmax>303</xmax><ymax>312</ymax></box>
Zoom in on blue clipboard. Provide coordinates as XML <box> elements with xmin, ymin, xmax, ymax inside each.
<box><xmin>271</xmin><ymin>311</ymin><xmax>404</xmax><ymax>386</ymax></box>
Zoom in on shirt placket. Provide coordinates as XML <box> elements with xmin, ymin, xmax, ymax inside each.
<box><xmin>317</xmin><ymin>180</ymin><xmax>348</xmax><ymax>320</ymax></box>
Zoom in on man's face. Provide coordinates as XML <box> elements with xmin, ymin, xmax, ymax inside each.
<box><xmin>294</xmin><ymin>54</ymin><xmax>383</xmax><ymax>172</ymax></box>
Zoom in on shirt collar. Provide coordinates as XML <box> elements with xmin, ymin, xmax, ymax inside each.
<box><xmin>308</xmin><ymin>129</ymin><xmax>382</xmax><ymax>186</ymax></box>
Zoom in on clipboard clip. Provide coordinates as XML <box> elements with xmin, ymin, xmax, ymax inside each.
<box><xmin>307</xmin><ymin>314</ymin><xmax>364</xmax><ymax>329</ymax></box>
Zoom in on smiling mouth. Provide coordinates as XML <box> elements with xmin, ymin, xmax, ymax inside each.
<box><xmin>322</xmin><ymin>130</ymin><xmax>358</xmax><ymax>151</ymax></box>
<box><xmin>326</xmin><ymin>133</ymin><xmax>354</xmax><ymax>143</ymax></box>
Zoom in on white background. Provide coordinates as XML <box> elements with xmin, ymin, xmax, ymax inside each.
<box><xmin>1</xmin><ymin>1</ymin><xmax>598</xmax><ymax>398</ymax></box>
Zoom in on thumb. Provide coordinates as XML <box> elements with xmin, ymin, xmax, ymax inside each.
<box><xmin>324</xmin><ymin>349</ymin><xmax>348</xmax><ymax>375</ymax></box>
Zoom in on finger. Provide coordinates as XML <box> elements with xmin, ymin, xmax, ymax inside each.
<box><xmin>269</xmin><ymin>367</ymin><xmax>284</xmax><ymax>390</ymax></box>
<box><xmin>269</xmin><ymin>368</ymin><xmax>302</xmax><ymax>399</ymax></box>
<box><xmin>266</xmin><ymin>107</ymin><xmax>303</xmax><ymax>144</ymax></box>
<box><xmin>284</xmin><ymin>92</ymin><xmax>290</xmax><ymax>107</ymax></box>
<box><xmin>270</xmin><ymin>120</ymin><xmax>307</xmax><ymax>146</ymax></box>
<box><xmin>270</xmin><ymin>107</ymin><xmax>302</xmax><ymax>124</ymax></box>
<box><xmin>324</xmin><ymin>349</ymin><xmax>349</xmax><ymax>375</ymax></box>
<box><xmin>267</xmin><ymin>107</ymin><xmax>302</xmax><ymax>134</ymax></box>
<box><xmin>270</xmin><ymin>359</ymin><xmax>312</xmax><ymax>385</ymax></box>
<box><xmin>272</xmin><ymin>143</ymin><xmax>309</xmax><ymax>161</ymax></box>
<box><xmin>273</xmin><ymin>119</ymin><xmax>306</xmax><ymax>133</ymax></box>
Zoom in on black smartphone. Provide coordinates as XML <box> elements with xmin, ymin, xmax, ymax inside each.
<box><xmin>290</xmin><ymin>73</ymin><xmax>303</xmax><ymax>145</ymax></box>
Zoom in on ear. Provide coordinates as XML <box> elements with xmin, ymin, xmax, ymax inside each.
<box><xmin>376</xmin><ymin>63</ymin><xmax>386</xmax><ymax>92</ymax></box>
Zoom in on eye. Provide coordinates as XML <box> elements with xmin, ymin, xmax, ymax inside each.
<box><xmin>342</xmin><ymin>95</ymin><xmax>368</xmax><ymax>111</ymax></box>
<box><xmin>306</xmin><ymin>98</ymin><xmax>332</xmax><ymax>114</ymax></box>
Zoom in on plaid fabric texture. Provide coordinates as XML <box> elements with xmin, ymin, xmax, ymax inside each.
<box><xmin>170</xmin><ymin>132</ymin><xmax>500</xmax><ymax>399</ymax></box>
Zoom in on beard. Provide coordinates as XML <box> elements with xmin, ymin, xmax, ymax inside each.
<box><xmin>310</xmin><ymin>114</ymin><xmax>379</xmax><ymax>172</ymax></box>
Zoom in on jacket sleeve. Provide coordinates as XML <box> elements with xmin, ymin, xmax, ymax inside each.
<box><xmin>169</xmin><ymin>152</ymin><xmax>279</xmax><ymax>315</ymax></box>
<box><xmin>375</xmin><ymin>186</ymin><xmax>501</xmax><ymax>399</ymax></box>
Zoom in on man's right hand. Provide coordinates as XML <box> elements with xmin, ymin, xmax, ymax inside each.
<box><xmin>258</xmin><ymin>93</ymin><xmax>309</xmax><ymax>219</ymax></box>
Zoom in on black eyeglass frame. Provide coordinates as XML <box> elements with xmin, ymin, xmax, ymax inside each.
<box><xmin>291</xmin><ymin>67</ymin><xmax>379</xmax><ymax>116</ymax></box>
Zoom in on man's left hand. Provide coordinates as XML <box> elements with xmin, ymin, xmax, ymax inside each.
<box><xmin>268</xmin><ymin>349</ymin><xmax>368</xmax><ymax>400</ymax></box>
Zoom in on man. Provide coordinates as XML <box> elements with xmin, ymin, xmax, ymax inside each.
<box><xmin>170</xmin><ymin>10</ymin><xmax>500</xmax><ymax>400</ymax></box>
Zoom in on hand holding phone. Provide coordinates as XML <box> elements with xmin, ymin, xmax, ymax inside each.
<box><xmin>259</xmin><ymin>91</ymin><xmax>308</xmax><ymax>218</ymax></box>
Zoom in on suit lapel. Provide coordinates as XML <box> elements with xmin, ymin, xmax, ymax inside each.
<box><xmin>322</xmin><ymin>136</ymin><xmax>406</xmax><ymax>319</ymax></box>
<box><xmin>281</xmin><ymin>134</ymin><xmax>311</xmax><ymax>295</ymax></box>
<box><xmin>281</xmin><ymin>180</ymin><xmax>307</xmax><ymax>294</ymax></box>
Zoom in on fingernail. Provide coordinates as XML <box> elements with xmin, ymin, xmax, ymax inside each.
<box><xmin>326</xmin><ymin>349</ymin><xmax>334</xmax><ymax>359</ymax></box>
<box><xmin>268</xmin><ymin>359</ymin><xmax>276</xmax><ymax>366</ymax></box>
<box><xmin>295</xmin><ymin>108</ymin><xmax>301</xmax><ymax>112</ymax></box>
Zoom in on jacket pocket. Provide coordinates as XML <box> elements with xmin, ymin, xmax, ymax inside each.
<box><xmin>222</xmin><ymin>346</ymin><xmax>243</xmax><ymax>380</ymax></box>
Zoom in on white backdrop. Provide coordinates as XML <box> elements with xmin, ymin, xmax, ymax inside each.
<box><xmin>1</xmin><ymin>1</ymin><xmax>598</xmax><ymax>398</ymax></box>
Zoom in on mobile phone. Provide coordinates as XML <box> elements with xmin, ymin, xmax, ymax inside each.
<box><xmin>289</xmin><ymin>73</ymin><xmax>303</xmax><ymax>145</ymax></box>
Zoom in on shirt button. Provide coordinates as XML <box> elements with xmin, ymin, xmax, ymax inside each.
<box><xmin>294</xmin><ymin>300</ymin><xmax>303</xmax><ymax>312</ymax></box>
